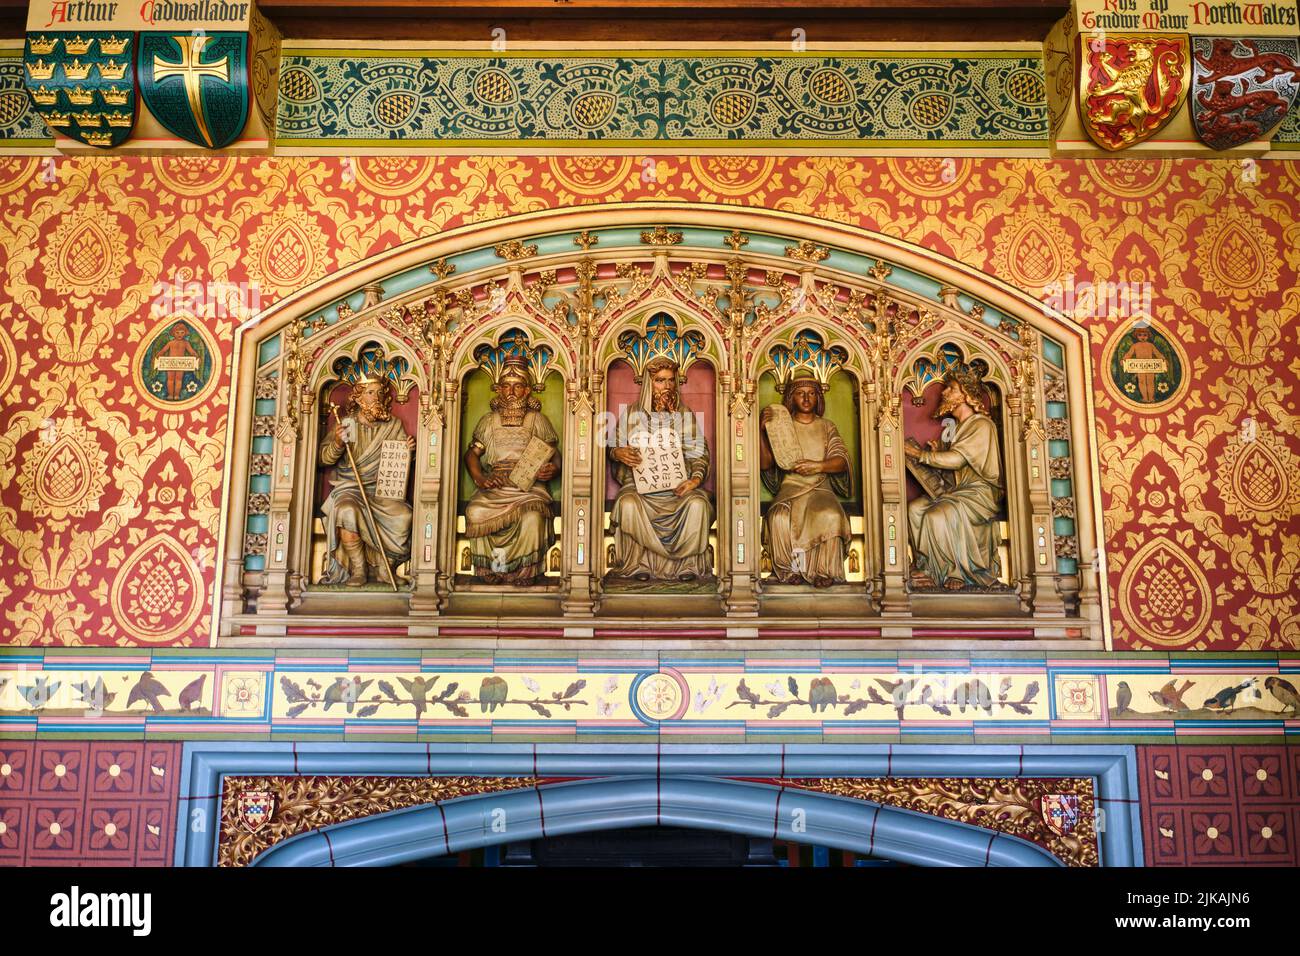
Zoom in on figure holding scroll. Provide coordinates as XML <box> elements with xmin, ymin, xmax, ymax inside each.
<box><xmin>609</xmin><ymin>357</ymin><xmax>713</xmax><ymax>582</ymax></box>
<box><xmin>759</xmin><ymin>369</ymin><xmax>852</xmax><ymax>588</ymax></box>
<box><xmin>464</xmin><ymin>359</ymin><xmax>559</xmax><ymax>585</ymax></box>
<box><xmin>318</xmin><ymin>377</ymin><xmax>414</xmax><ymax>587</ymax></box>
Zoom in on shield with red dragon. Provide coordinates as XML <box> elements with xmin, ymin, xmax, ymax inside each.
<box><xmin>1191</xmin><ymin>37</ymin><xmax>1300</xmax><ymax>151</ymax></box>
<box><xmin>1079</xmin><ymin>33</ymin><xmax>1189</xmax><ymax>151</ymax></box>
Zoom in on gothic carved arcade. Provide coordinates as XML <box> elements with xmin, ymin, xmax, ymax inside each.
<box><xmin>220</xmin><ymin>205</ymin><xmax>1104</xmax><ymax>642</ymax></box>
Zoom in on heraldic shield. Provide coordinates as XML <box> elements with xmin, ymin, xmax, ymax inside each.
<box><xmin>138</xmin><ymin>32</ymin><xmax>250</xmax><ymax>149</ymax></box>
<box><xmin>1079</xmin><ymin>33</ymin><xmax>1189</xmax><ymax>151</ymax></box>
<box><xmin>23</xmin><ymin>32</ymin><xmax>137</xmax><ymax>149</ymax></box>
<box><xmin>1192</xmin><ymin>37</ymin><xmax>1300</xmax><ymax>151</ymax></box>
<box><xmin>236</xmin><ymin>789</ymin><xmax>276</xmax><ymax>833</ymax></box>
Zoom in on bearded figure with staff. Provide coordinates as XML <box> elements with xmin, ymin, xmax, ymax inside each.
<box><xmin>318</xmin><ymin>373</ymin><xmax>414</xmax><ymax>588</ymax></box>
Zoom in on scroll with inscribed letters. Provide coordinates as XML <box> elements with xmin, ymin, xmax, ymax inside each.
<box><xmin>763</xmin><ymin>403</ymin><xmax>801</xmax><ymax>470</ymax></box>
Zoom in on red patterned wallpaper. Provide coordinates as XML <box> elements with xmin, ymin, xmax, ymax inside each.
<box><xmin>0</xmin><ymin>156</ymin><xmax>1296</xmax><ymax>650</ymax></box>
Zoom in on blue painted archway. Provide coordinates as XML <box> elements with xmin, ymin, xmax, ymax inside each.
<box><xmin>177</xmin><ymin>744</ymin><xmax>1142</xmax><ymax>867</ymax></box>
<box><xmin>254</xmin><ymin>775</ymin><xmax>1059</xmax><ymax>867</ymax></box>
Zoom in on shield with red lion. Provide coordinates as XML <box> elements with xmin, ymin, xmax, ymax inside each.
<box><xmin>1191</xmin><ymin>37</ymin><xmax>1300</xmax><ymax>151</ymax></box>
<box><xmin>1079</xmin><ymin>33</ymin><xmax>1189</xmax><ymax>150</ymax></box>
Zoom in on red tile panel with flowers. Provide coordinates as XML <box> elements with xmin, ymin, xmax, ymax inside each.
<box><xmin>1138</xmin><ymin>745</ymin><xmax>1297</xmax><ymax>867</ymax></box>
<box><xmin>0</xmin><ymin>740</ymin><xmax>180</xmax><ymax>866</ymax></box>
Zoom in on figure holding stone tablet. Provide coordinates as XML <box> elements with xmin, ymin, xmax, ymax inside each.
<box><xmin>609</xmin><ymin>357</ymin><xmax>713</xmax><ymax>582</ymax></box>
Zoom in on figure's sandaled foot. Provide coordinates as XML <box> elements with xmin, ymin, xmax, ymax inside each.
<box><xmin>345</xmin><ymin>574</ymin><xmax>367</xmax><ymax>588</ymax></box>
<box><xmin>943</xmin><ymin>576</ymin><xmax>965</xmax><ymax>591</ymax></box>
<box><xmin>813</xmin><ymin>576</ymin><xmax>834</xmax><ymax>589</ymax></box>
<box><xmin>633</xmin><ymin>572</ymin><xmax>652</xmax><ymax>583</ymax></box>
<box><xmin>678</xmin><ymin>572</ymin><xmax>697</xmax><ymax>582</ymax></box>
<box><xmin>910</xmin><ymin>570</ymin><xmax>936</xmax><ymax>588</ymax></box>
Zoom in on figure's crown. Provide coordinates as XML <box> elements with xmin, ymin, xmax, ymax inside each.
<box><xmin>332</xmin><ymin>344</ymin><xmax>410</xmax><ymax>387</ymax></box>
<box><xmin>473</xmin><ymin>327</ymin><xmax>553</xmax><ymax>389</ymax></box>
<box><xmin>616</xmin><ymin>313</ymin><xmax>705</xmax><ymax>381</ymax></box>
<box><xmin>768</xmin><ymin>329</ymin><xmax>847</xmax><ymax>388</ymax></box>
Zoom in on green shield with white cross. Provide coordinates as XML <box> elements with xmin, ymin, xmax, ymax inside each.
<box><xmin>138</xmin><ymin>32</ymin><xmax>249</xmax><ymax>149</ymax></box>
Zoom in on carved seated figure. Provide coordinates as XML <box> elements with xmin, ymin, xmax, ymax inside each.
<box><xmin>463</xmin><ymin>359</ymin><xmax>560</xmax><ymax>586</ymax></box>
<box><xmin>904</xmin><ymin>369</ymin><xmax>1003</xmax><ymax>591</ymax></box>
<box><xmin>608</xmin><ymin>357</ymin><xmax>714</xmax><ymax>582</ymax></box>
<box><xmin>318</xmin><ymin>377</ymin><xmax>414</xmax><ymax>587</ymax></box>
<box><xmin>760</xmin><ymin>369</ymin><xmax>852</xmax><ymax>588</ymax></box>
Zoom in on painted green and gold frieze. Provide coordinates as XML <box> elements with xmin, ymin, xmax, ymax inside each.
<box><xmin>274</xmin><ymin>49</ymin><xmax>1049</xmax><ymax>149</ymax></box>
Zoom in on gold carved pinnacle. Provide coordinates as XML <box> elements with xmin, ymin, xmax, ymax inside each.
<box><xmin>785</xmin><ymin>240</ymin><xmax>830</xmax><ymax>263</ymax></box>
<box><xmin>723</xmin><ymin>229</ymin><xmax>749</xmax><ymax>252</ymax></box>
<box><xmin>494</xmin><ymin>240</ymin><xmax>538</xmax><ymax>261</ymax></box>
<box><xmin>573</xmin><ymin>230</ymin><xmax>598</xmax><ymax>251</ymax></box>
<box><xmin>336</xmin><ymin>302</ymin><xmax>355</xmax><ymax>320</ymax></box>
<box><xmin>429</xmin><ymin>257</ymin><xmax>456</xmax><ymax>280</ymax></box>
<box><xmin>968</xmin><ymin>303</ymin><xmax>986</xmax><ymax>322</ymax></box>
<box><xmin>640</xmin><ymin>226</ymin><xmax>683</xmax><ymax>246</ymax></box>
<box><xmin>868</xmin><ymin>259</ymin><xmax>893</xmax><ymax>282</ymax></box>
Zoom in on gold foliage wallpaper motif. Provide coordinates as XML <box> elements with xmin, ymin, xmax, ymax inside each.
<box><xmin>0</xmin><ymin>155</ymin><xmax>1296</xmax><ymax>650</ymax></box>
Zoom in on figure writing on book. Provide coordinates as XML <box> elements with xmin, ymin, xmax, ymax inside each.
<box><xmin>609</xmin><ymin>357</ymin><xmax>713</xmax><ymax>582</ymax></box>
<box><xmin>318</xmin><ymin>377</ymin><xmax>414</xmax><ymax>587</ymax></box>
<box><xmin>464</xmin><ymin>358</ymin><xmax>559</xmax><ymax>585</ymax></box>
<box><xmin>760</xmin><ymin>369</ymin><xmax>852</xmax><ymax>587</ymax></box>
<box><xmin>903</xmin><ymin>368</ymin><xmax>1003</xmax><ymax>590</ymax></box>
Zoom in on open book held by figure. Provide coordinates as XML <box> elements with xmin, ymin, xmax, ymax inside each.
<box><xmin>904</xmin><ymin>437</ymin><xmax>955</xmax><ymax>499</ymax></box>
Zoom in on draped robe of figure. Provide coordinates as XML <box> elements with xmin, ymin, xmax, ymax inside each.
<box><xmin>762</xmin><ymin>416</ymin><xmax>852</xmax><ymax>584</ymax></box>
<box><xmin>465</xmin><ymin>409</ymin><xmax>558</xmax><ymax>582</ymax></box>
<box><xmin>907</xmin><ymin>413</ymin><xmax>1002</xmax><ymax>587</ymax></box>
<box><xmin>608</xmin><ymin>379</ymin><xmax>714</xmax><ymax>580</ymax></box>
<box><xmin>319</xmin><ymin>416</ymin><xmax>413</xmax><ymax>584</ymax></box>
